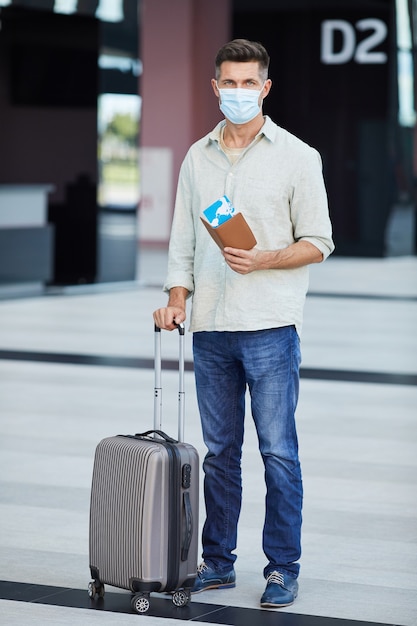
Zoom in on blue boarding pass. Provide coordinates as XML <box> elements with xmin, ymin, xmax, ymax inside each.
<box><xmin>203</xmin><ymin>195</ymin><xmax>235</xmax><ymax>227</ymax></box>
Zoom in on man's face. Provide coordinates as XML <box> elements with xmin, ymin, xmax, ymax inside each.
<box><xmin>212</xmin><ymin>61</ymin><xmax>271</xmax><ymax>98</ymax></box>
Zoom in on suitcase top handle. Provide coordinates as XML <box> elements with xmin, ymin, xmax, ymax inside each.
<box><xmin>134</xmin><ymin>429</ymin><xmax>178</xmax><ymax>444</ymax></box>
<box><xmin>154</xmin><ymin>323</ymin><xmax>185</xmax><ymax>335</ymax></box>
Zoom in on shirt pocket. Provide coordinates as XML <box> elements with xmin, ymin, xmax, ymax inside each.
<box><xmin>239</xmin><ymin>177</ymin><xmax>292</xmax><ymax>223</ymax></box>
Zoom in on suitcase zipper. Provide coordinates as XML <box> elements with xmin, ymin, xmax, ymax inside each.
<box><xmin>161</xmin><ymin>440</ymin><xmax>182</xmax><ymax>590</ymax></box>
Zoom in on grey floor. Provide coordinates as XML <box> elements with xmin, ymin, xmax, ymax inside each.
<box><xmin>0</xmin><ymin>249</ymin><xmax>416</xmax><ymax>625</ymax></box>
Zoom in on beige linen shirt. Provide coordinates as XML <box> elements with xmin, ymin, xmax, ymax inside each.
<box><xmin>164</xmin><ymin>116</ymin><xmax>334</xmax><ymax>335</ymax></box>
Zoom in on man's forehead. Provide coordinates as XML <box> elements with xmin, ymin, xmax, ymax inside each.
<box><xmin>218</xmin><ymin>60</ymin><xmax>261</xmax><ymax>78</ymax></box>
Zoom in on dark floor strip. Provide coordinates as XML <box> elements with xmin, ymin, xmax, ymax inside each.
<box><xmin>0</xmin><ymin>350</ymin><xmax>417</xmax><ymax>386</ymax></box>
<box><xmin>300</xmin><ymin>367</ymin><xmax>417</xmax><ymax>386</ymax></box>
<box><xmin>2</xmin><ymin>282</ymin><xmax>415</xmax><ymax>303</ymax></box>
<box><xmin>307</xmin><ymin>291</ymin><xmax>417</xmax><ymax>302</ymax></box>
<box><xmin>139</xmin><ymin>288</ymin><xmax>417</xmax><ymax>302</ymax></box>
<box><xmin>46</xmin><ymin>282</ymin><xmax>417</xmax><ymax>303</ymax></box>
<box><xmin>0</xmin><ymin>580</ymin><xmax>395</xmax><ymax>626</ymax></box>
<box><xmin>0</xmin><ymin>349</ymin><xmax>160</xmax><ymax>370</ymax></box>
<box><xmin>0</xmin><ymin>349</ymin><xmax>416</xmax><ymax>386</ymax></box>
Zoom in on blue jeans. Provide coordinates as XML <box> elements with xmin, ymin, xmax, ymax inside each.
<box><xmin>192</xmin><ymin>326</ymin><xmax>302</xmax><ymax>579</ymax></box>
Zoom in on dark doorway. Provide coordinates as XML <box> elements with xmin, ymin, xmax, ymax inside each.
<box><xmin>233</xmin><ymin>0</ymin><xmax>395</xmax><ymax>256</ymax></box>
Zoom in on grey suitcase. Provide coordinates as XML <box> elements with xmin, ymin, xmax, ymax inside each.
<box><xmin>88</xmin><ymin>324</ymin><xmax>199</xmax><ymax>614</ymax></box>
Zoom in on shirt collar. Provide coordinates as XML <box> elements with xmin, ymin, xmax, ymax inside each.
<box><xmin>207</xmin><ymin>115</ymin><xmax>277</xmax><ymax>145</ymax></box>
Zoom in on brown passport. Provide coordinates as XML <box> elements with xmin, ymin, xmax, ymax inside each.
<box><xmin>200</xmin><ymin>212</ymin><xmax>257</xmax><ymax>250</ymax></box>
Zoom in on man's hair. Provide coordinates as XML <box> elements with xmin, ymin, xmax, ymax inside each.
<box><xmin>215</xmin><ymin>39</ymin><xmax>270</xmax><ymax>81</ymax></box>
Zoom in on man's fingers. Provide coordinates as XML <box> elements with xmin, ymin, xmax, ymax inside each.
<box><xmin>153</xmin><ymin>307</ymin><xmax>185</xmax><ymax>330</ymax></box>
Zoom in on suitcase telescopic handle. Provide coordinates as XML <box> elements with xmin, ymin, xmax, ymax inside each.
<box><xmin>154</xmin><ymin>323</ymin><xmax>186</xmax><ymax>442</ymax></box>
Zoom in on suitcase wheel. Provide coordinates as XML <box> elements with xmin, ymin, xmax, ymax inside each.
<box><xmin>88</xmin><ymin>580</ymin><xmax>105</xmax><ymax>599</ymax></box>
<box><xmin>131</xmin><ymin>593</ymin><xmax>151</xmax><ymax>614</ymax></box>
<box><xmin>172</xmin><ymin>588</ymin><xmax>191</xmax><ymax>608</ymax></box>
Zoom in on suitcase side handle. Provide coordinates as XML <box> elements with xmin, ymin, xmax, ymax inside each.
<box><xmin>181</xmin><ymin>491</ymin><xmax>193</xmax><ymax>561</ymax></box>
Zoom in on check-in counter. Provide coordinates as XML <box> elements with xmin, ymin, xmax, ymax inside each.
<box><xmin>0</xmin><ymin>184</ymin><xmax>54</xmax><ymax>288</ymax></box>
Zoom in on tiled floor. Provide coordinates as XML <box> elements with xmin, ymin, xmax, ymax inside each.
<box><xmin>0</xmin><ymin>249</ymin><xmax>416</xmax><ymax>625</ymax></box>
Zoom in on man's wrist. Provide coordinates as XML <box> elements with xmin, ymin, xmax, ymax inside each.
<box><xmin>167</xmin><ymin>286</ymin><xmax>189</xmax><ymax>309</ymax></box>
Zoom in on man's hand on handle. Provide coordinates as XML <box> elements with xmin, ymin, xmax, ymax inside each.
<box><xmin>153</xmin><ymin>286</ymin><xmax>188</xmax><ymax>331</ymax></box>
<box><xmin>153</xmin><ymin>306</ymin><xmax>186</xmax><ymax>331</ymax></box>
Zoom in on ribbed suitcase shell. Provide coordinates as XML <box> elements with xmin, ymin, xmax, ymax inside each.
<box><xmin>89</xmin><ymin>433</ymin><xmax>199</xmax><ymax>592</ymax></box>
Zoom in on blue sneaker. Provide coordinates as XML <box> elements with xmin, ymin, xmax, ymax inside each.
<box><xmin>192</xmin><ymin>561</ymin><xmax>236</xmax><ymax>593</ymax></box>
<box><xmin>260</xmin><ymin>571</ymin><xmax>298</xmax><ymax>608</ymax></box>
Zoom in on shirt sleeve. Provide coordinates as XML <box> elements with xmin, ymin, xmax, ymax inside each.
<box><xmin>163</xmin><ymin>152</ymin><xmax>196</xmax><ymax>295</ymax></box>
<box><xmin>291</xmin><ymin>147</ymin><xmax>335</xmax><ymax>260</ymax></box>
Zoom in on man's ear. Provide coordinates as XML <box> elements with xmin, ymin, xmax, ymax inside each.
<box><xmin>211</xmin><ymin>78</ymin><xmax>220</xmax><ymax>98</ymax></box>
<box><xmin>262</xmin><ymin>79</ymin><xmax>272</xmax><ymax>98</ymax></box>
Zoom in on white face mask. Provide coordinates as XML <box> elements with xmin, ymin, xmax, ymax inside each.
<box><xmin>217</xmin><ymin>83</ymin><xmax>264</xmax><ymax>125</ymax></box>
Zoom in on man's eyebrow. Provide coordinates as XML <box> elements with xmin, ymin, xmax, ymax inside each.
<box><xmin>219</xmin><ymin>76</ymin><xmax>259</xmax><ymax>82</ymax></box>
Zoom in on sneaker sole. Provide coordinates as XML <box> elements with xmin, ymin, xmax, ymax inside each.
<box><xmin>191</xmin><ymin>582</ymin><xmax>236</xmax><ymax>594</ymax></box>
<box><xmin>260</xmin><ymin>599</ymin><xmax>295</xmax><ymax>608</ymax></box>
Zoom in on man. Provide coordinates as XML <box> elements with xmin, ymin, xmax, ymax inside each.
<box><xmin>153</xmin><ymin>38</ymin><xmax>334</xmax><ymax>608</ymax></box>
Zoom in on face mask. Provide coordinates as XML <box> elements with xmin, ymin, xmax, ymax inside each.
<box><xmin>217</xmin><ymin>84</ymin><xmax>264</xmax><ymax>125</ymax></box>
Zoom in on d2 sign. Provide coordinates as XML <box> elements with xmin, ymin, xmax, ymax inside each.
<box><xmin>321</xmin><ymin>18</ymin><xmax>388</xmax><ymax>64</ymax></box>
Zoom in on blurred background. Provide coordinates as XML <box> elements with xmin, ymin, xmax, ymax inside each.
<box><xmin>0</xmin><ymin>0</ymin><xmax>415</xmax><ymax>294</ymax></box>
<box><xmin>0</xmin><ymin>5</ymin><xmax>416</xmax><ymax>624</ymax></box>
